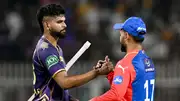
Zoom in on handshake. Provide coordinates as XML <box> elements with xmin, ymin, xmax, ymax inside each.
<box><xmin>93</xmin><ymin>56</ymin><xmax>114</xmax><ymax>75</ymax></box>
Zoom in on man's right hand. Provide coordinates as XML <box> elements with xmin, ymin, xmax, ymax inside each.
<box><xmin>94</xmin><ymin>56</ymin><xmax>114</xmax><ymax>75</ymax></box>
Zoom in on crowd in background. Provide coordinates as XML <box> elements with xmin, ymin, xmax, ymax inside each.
<box><xmin>0</xmin><ymin>0</ymin><xmax>179</xmax><ymax>62</ymax></box>
<box><xmin>0</xmin><ymin>0</ymin><xmax>180</xmax><ymax>100</ymax></box>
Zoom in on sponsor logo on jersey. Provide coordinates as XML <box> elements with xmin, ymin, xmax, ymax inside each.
<box><xmin>113</xmin><ymin>76</ymin><xmax>123</xmax><ymax>84</ymax></box>
<box><xmin>145</xmin><ymin>68</ymin><xmax>155</xmax><ymax>72</ymax></box>
<box><xmin>117</xmin><ymin>65</ymin><xmax>128</xmax><ymax>73</ymax></box>
<box><xmin>46</xmin><ymin>55</ymin><xmax>59</xmax><ymax>69</ymax></box>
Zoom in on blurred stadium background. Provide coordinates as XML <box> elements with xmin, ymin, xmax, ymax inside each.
<box><xmin>0</xmin><ymin>0</ymin><xmax>179</xmax><ymax>101</ymax></box>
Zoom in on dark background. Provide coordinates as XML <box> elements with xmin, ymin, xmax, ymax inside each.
<box><xmin>0</xmin><ymin>0</ymin><xmax>179</xmax><ymax>101</ymax></box>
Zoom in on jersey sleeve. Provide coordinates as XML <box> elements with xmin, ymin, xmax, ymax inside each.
<box><xmin>106</xmin><ymin>71</ymin><xmax>114</xmax><ymax>85</ymax></box>
<box><xmin>90</xmin><ymin>63</ymin><xmax>130</xmax><ymax>101</ymax></box>
<box><xmin>38</xmin><ymin>48</ymin><xmax>66</xmax><ymax>77</ymax></box>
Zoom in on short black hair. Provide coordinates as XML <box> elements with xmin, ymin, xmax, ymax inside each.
<box><xmin>122</xmin><ymin>29</ymin><xmax>145</xmax><ymax>43</ymax></box>
<box><xmin>36</xmin><ymin>4</ymin><xmax>65</xmax><ymax>33</ymax></box>
<box><xmin>132</xmin><ymin>31</ymin><xmax>145</xmax><ymax>43</ymax></box>
<box><xmin>133</xmin><ymin>36</ymin><xmax>144</xmax><ymax>43</ymax></box>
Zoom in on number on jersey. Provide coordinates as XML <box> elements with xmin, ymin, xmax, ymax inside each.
<box><xmin>144</xmin><ymin>79</ymin><xmax>155</xmax><ymax>101</ymax></box>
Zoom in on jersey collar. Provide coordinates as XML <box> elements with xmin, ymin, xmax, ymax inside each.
<box><xmin>124</xmin><ymin>49</ymin><xmax>144</xmax><ymax>58</ymax></box>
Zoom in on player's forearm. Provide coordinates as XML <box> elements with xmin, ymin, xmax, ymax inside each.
<box><xmin>62</xmin><ymin>69</ymin><xmax>98</xmax><ymax>89</ymax></box>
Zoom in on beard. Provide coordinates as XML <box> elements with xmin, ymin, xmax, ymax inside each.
<box><xmin>49</xmin><ymin>28</ymin><xmax>66</xmax><ymax>39</ymax></box>
<box><xmin>120</xmin><ymin>39</ymin><xmax>127</xmax><ymax>52</ymax></box>
<box><xmin>121</xmin><ymin>44</ymin><xmax>127</xmax><ymax>52</ymax></box>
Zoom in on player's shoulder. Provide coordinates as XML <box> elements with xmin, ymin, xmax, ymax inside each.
<box><xmin>35</xmin><ymin>39</ymin><xmax>56</xmax><ymax>55</ymax></box>
<box><xmin>124</xmin><ymin>51</ymin><xmax>139</xmax><ymax>60</ymax></box>
<box><xmin>132</xmin><ymin>51</ymin><xmax>155</xmax><ymax>78</ymax></box>
<box><xmin>117</xmin><ymin>50</ymin><xmax>146</xmax><ymax>69</ymax></box>
<box><xmin>132</xmin><ymin>50</ymin><xmax>151</xmax><ymax>62</ymax></box>
<box><xmin>119</xmin><ymin>51</ymin><xmax>139</xmax><ymax>65</ymax></box>
<box><xmin>131</xmin><ymin>50</ymin><xmax>155</xmax><ymax>71</ymax></box>
<box><xmin>36</xmin><ymin>40</ymin><xmax>52</xmax><ymax>51</ymax></box>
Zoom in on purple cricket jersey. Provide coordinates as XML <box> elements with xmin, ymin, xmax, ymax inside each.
<box><xmin>32</xmin><ymin>36</ymin><xmax>70</xmax><ymax>101</ymax></box>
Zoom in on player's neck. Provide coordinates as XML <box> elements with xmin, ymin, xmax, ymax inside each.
<box><xmin>126</xmin><ymin>43</ymin><xmax>142</xmax><ymax>53</ymax></box>
<box><xmin>43</xmin><ymin>34</ymin><xmax>59</xmax><ymax>47</ymax></box>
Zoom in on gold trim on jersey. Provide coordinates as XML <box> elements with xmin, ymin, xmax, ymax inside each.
<box><xmin>32</xmin><ymin>65</ymin><xmax>36</xmax><ymax>85</ymax></box>
<box><xmin>52</xmin><ymin>69</ymin><xmax>66</xmax><ymax>78</ymax></box>
<box><xmin>39</xmin><ymin>94</ymin><xmax>49</xmax><ymax>101</ymax></box>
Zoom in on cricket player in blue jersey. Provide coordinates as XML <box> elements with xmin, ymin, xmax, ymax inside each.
<box><xmin>90</xmin><ymin>17</ymin><xmax>156</xmax><ymax>101</ymax></box>
<box><xmin>32</xmin><ymin>4</ymin><xmax>113</xmax><ymax>101</ymax></box>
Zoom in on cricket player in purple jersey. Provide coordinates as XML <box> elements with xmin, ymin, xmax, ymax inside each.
<box><xmin>32</xmin><ymin>4</ymin><xmax>113</xmax><ymax>101</ymax></box>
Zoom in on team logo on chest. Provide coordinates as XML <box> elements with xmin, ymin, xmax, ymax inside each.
<box><xmin>144</xmin><ymin>58</ymin><xmax>155</xmax><ymax>72</ymax></box>
<box><xmin>40</xmin><ymin>42</ymin><xmax>49</xmax><ymax>50</ymax></box>
<box><xmin>144</xmin><ymin>58</ymin><xmax>151</xmax><ymax>67</ymax></box>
